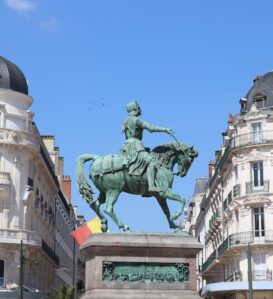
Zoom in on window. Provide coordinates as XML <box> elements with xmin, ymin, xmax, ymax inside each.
<box><xmin>252</xmin><ymin>123</ymin><xmax>262</xmax><ymax>144</ymax></box>
<box><xmin>253</xmin><ymin>207</ymin><xmax>265</xmax><ymax>238</ymax></box>
<box><xmin>252</xmin><ymin>161</ymin><xmax>264</xmax><ymax>189</ymax></box>
<box><xmin>253</xmin><ymin>93</ymin><xmax>266</xmax><ymax>109</ymax></box>
<box><xmin>0</xmin><ymin>259</ymin><xmax>4</xmax><ymax>287</ymax></box>
<box><xmin>253</xmin><ymin>253</ymin><xmax>267</xmax><ymax>280</ymax></box>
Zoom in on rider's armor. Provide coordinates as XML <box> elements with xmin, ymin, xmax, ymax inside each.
<box><xmin>121</xmin><ymin>116</ymin><xmax>157</xmax><ymax>175</ymax></box>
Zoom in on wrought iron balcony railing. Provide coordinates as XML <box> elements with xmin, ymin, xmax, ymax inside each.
<box><xmin>232</xmin><ymin>130</ymin><xmax>273</xmax><ymax>148</ymax></box>
<box><xmin>253</xmin><ymin>270</ymin><xmax>272</xmax><ymax>281</ymax></box>
<box><xmin>0</xmin><ymin>229</ymin><xmax>41</xmax><ymax>246</ymax></box>
<box><xmin>209</xmin><ymin>208</ymin><xmax>222</xmax><ymax>230</ymax></box>
<box><xmin>223</xmin><ymin>191</ymin><xmax>233</xmax><ymax>211</ymax></box>
<box><xmin>41</xmin><ymin>239</ymin><xmax>59</xmax><ymax>265</ymax></box>
<box><xmin>229</xmin><ymin>231</ymin><xmax>254</xmax><ymax>246</ymax></box>
<box><xmin>209</xmin><ymin>145</ymin><xmax>231</xmax><ymax>189</ymax></box>
<box><xmin>246</xmin><ymin>180</ymin><xmax>269</xmax><ymax>194</ymax></box>
<box><xmin>201</xmin><ymin>230</ymin><xmax>273</xmax><ymax>273</ymax></box>
<box><xmin>0</xmin><ymin>172</ymin><xmax>11</xmax><ymax>185</ymax></box>
<box><xmin>233</xmin><ymin>184</ymin><xmax>241</xmax><ymax>198</ymax></box>
<box><xmin>208</xmin><ymin>130</ymin><xmax>273</xmax><ymax>190</ymax></box>
<box><xmin>225</xmin><ymin>270</ymin><xmax>242</xmax><ymax>282</ymax></box>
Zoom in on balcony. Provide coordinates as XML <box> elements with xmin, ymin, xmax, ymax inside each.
<box><xmin>0</xmin><ymin>172</ymin><xmax>11</xmax><ymax>185</ymax></box>
<box><xmin>208</xmin><ymin>130</ymin><xmax>273</xmax><ymax>190</ymax></box>
<box><xmin>253</xmin><ymin>270</ymin><xmax>272</xmax><ymax>281</ymax></box>
<box><xmin>41</xmin><ymin>239</ymin><xmax>59</xmax><ymax>265</ymax></box>
<box><xmin>225</xmin><ymin>271</ymin><xmax>242</xmax><ymax>282</ymax></box>
<box><xmin>223</xmin><ymin>191</ymin><xmax>233</xmax><ymax>211</ymax></box>
<box><xmin>233</xmin><ymin>184</ymin><xmax>241</xmax><ymax>198</ymax></box>
<box><xmin>0</xmin><ymin>229</ymin><xmax>41</xmax><ymax>246</ymax></box>
<box><xmin>202</xmin><ymin>230</ymin><xmax>273</xmax><ymax>273</ymax></box>
<box><xmin>209</xmin><ymin>208</ymin><xmax>222</xmax><ymax>231</ymax></box>
<box><xmin>246</xmin><ymin>180</ymin><xmax>269</xmax><ymax>194</ymax></box>
<box><xmin>232</xmin><ymin>130</ymin><xmax>273</xmax><ymax>148</ymax></box>
<box><xmin>209</xmin><ymin>145</ymin><xmax>231</xmax><ymax>189</ymax></box>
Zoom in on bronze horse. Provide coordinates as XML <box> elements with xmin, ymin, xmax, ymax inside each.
<box><xmin>76</xmin><ymin>142</ymin><xmax>198</xmax><ymax>232</ymax></box>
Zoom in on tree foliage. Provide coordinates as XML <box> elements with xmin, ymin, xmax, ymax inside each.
<box><xmin>46</xmin><ymin>284</ymin><xmax>74</xmax><ymax>299</ymax></box>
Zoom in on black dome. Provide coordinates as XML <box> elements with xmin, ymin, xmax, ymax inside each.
<box><xmin>243</xmin><ymin>72</ymin><xmax>273</xmax><ymax>113</ymax></box>
<box><xmin>0</xmin><ymin>56</ymin><xmax>28</xmax><ymax>95</ymax></box>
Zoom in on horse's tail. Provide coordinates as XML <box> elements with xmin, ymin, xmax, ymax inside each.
<box><xmin>76</xmin><ymin>154</ymin><xmax>99</xmax><ymax>205</ymax></box>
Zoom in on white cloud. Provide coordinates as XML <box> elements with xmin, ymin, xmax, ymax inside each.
<box><xmin>4</xmin><ymin>0</ymin><xmax>35</xmax><ymax>13</ymax></box>
<box><xmin>39</xmin><ymin>18</ymin><xmax>58</xmax><ymax>30</ymax></box>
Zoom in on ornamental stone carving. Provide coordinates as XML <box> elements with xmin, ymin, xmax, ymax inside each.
<box><xmin>0</xmin><ymin>172</ymin><xmax>11</xmax><ymax>185</ymax></box>
<box><xmin>239</xmin><ymin>206</ymin><xmax>250</xmax><ymax>217</ymax></box>
<box><xmin>248</xmin><ymin>150</ymin><xmax>264</xmax><ymax>161</ymax></box>
<box><xmin>0</xmin><ymin>128</ymin><xmax>38</xmax><ymax>150</ymax></box>
<box><xmin>266</xmin><ymin>204</ymin><xmax>273</xmax><ymax>214</ymax></box>
<box><xmin>243</xmin><ymin>195</ymin><xmax>271</xmax><ymax>206</ymax></box>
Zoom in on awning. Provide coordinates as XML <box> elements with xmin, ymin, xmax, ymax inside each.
<box><xmin>201</xmin><ymin>281</ymin><xmax>273</xmax><ymax>297</ymax></box>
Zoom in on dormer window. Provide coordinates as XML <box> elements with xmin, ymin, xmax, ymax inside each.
<box><xmin>253</xmin><ymin>93</ymin><xmax>267</xmax><ymax>109</ymax></box>
<box><xmin>240</xmin><ymin>98</ymin><xmax>247</xmax><ymax>114</ymax></box>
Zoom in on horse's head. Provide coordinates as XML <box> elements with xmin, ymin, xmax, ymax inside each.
<box><xmin>174</xmin><ymin>143</ymin><xmax>198</xmax><ymax>177</ymax></box>
<box><xmin>152</xmin><ymin>142</ymin><xmax>198</xmax><ymax>176</ymax></box>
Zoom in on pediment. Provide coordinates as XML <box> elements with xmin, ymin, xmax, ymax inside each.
<box><xmin>243</xmin><ymin>104</ymin><xmax>266</xmax><ymax>121</ymax></box>
<box><xmin>247</xmin><ymin>149</ymin><xmax>264</xmax><ymax>161</ymax></box>
<box><xmin>242</xmin><ymin>195</ymin><xmax>271</xmax><ymax>205</ymax></box>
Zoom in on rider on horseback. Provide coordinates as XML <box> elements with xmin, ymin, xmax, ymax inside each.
<box><xmin>121</xmin><ymin>100</ymin><xmax>173</xmax><ymax>193</ymax></box>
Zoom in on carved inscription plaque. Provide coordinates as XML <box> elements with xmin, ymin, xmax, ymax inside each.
<box><xmin>102</xmin><ymin>262</ymin><xmax>189</xmax><ymax>283</ymax></box>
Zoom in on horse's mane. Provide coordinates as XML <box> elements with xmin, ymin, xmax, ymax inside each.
<box><xmin>152</xmin><ymin>142</ymin><xmax>189</xmax><ymax>167</ymax></box>
<box><xmin>152</xmin><ymin>142</ymin><xmax>189</xmax><ymax>154</ymax></box>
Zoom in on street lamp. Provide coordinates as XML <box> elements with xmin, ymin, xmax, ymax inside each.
<box><xmin>18</xmin><ymin>240</ymin><xmax>24</xmax><ymax>299</ymax></box>
<box><xmin>248</xmin><ymin>243</ymin><xmax>253</xmax><ymax>299</ymax></box>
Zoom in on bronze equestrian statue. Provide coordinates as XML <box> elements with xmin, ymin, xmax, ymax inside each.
<box><xmin>76</xmin><ymin>100</ymin><xmax>198</xmax><ymax>233</ymax></box>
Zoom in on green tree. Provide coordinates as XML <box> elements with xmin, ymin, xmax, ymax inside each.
<box><xmin>46</xmin><ymin>284</ymin><xmax>74</xmax><ymax>299</ymax></box>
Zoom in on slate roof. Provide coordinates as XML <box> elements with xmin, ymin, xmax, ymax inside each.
<box><xmin>0</xmin><ymin>56</ymin><xmax>28</xmax><ymax>95</ymax></box>
<box><xmin>243</xmin><ymin>71</ymin><xmax>273</xmax><ymax>113</ymax></box>
<box><xmin>193</xmin><ymin>177</ymin><xmax>208</xmax><ymax>197</ymax></box>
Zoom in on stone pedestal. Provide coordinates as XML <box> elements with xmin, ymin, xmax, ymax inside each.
<box><xmin>80</xmin><ymin>233</ymin><xmax>202</xmax><ymax>299</ymax></box>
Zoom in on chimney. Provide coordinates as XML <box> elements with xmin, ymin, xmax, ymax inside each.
<box><xmin>228</xmin><ymin>114</ymin><xmax>233</xmax><ymax>124</ymax></box>
<box><xmin>63</xmin><ymin>175</ymin><xmax>71</xmax><ymax>203</ymax></box>
<box><xmin>209</xmin><ymin>161</ymin><xmax>215</xmax><ymax>178</ymax></box>
<box><xmin>253</xmin><ymin>75</ymin><xmax>262</xmax><ymax>83</ymax></box>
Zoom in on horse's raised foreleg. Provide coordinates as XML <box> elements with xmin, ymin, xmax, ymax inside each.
<box><xmin>89</xmin><ymin>192</ymin><xmax>108</xmax><ymax>232</ymax></box>
<box><xmin>104</xmin><ymin>190</ymin><xmax>131</xmax><ymax>231</ymax></box>
<box><xmin>156</xmin><ymin>196</ymin><xmax>180</xmax><ymax>230</ymax></box>
<box><xmin>161</xmin><ymin>188</ymin><xmax>185</xmax><ymax>222</ymax></box>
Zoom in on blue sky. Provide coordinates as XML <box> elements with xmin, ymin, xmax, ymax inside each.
<box><xmin>1</xmin><ymin>0</ymin><xmax>273</xmax><ymax>232</ymax></box>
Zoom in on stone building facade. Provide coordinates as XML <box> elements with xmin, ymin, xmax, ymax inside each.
<box><xmin>0</xmin><ymin>56</ymin><xmax>79</xmax><ymax>296</ymax></box>
<box><xmin>184</xmin><ymin>72</ymin><xmax>273</xmax><ymax>298</ymax></box>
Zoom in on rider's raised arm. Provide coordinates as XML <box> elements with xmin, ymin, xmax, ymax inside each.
<box><xmin>138</xmin><ymin>119</ymin><xmax>173</xmax><ymax>135</ymax></box>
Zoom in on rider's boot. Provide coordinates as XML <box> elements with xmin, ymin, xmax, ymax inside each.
<box><xmin>147</xmin><ymin>164</ymin><xmax>160</xmax><ymax>192</ymax></box>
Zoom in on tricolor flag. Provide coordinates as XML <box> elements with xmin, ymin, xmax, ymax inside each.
<box><xmin>71</xmin><ymin>217</ymin><xmax>102</xmax><ymax>246</ymax></box>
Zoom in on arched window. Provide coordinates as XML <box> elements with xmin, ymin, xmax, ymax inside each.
<box><xmin>0</xmin><ymin>259</ymin><xmax>4</xmax><ymax>287</ymax></box>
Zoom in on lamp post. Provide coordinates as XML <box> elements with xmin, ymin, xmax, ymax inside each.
<box><xmin>247</xmin><ymin>243</ymin><xmax>253</xmax><ymax>299</ymax></box>
<box><xmin>18</xmin><ymin>240</ymin><xmax>24</xmax><ymax>299</ymax></box>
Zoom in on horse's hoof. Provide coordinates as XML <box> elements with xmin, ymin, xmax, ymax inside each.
<box><xmin>170</xmin><ymin>215</ymin><xmax>178</xmax><ymax>221</ymax></box>
<box><xmin>123</xmin><ymin>225</ymin><xmax>131</xmax><ymax>232</ymax></box>
<box><xmin>101</xmin><ymin>223</ymin><xmax>108</xmax><ymax>232</ymax></box>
